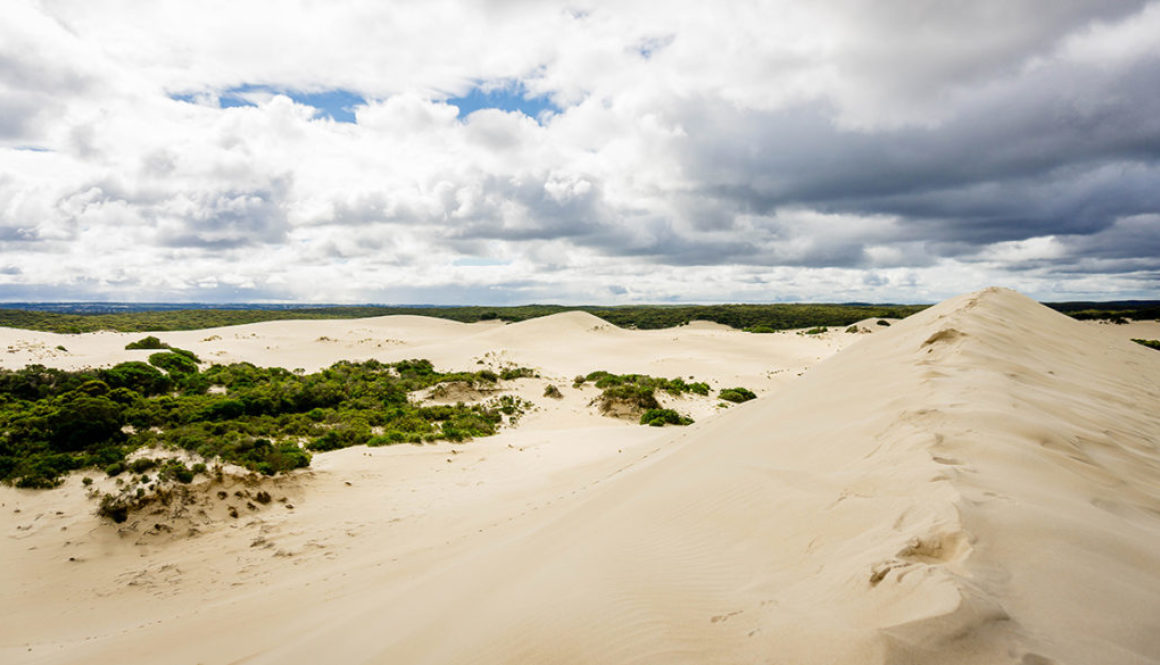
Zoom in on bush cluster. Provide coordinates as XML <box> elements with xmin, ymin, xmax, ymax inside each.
<box><xmin>575</xmin><ymin>371</ymin><xmax>710</xmax><ymax>396</ymax></box>
<box><xmin>639</xmin><ymin>409</ymin><xmax>694</xmax><ymax>427</ymax></box>
<box><xmin>718</xmin><ymin>387</ymin><xmax>756</xmax><ymax>403</ymax></box>
<box><xmin>575</xmin><ymin>371</ymin><xmax>704</xmax><ymax>425</ymax></box>
<box><xmin>0</xmin><ymin>358</ymin><xmax>532</xmax><ymax>488</ymax></box>
<box><xmin>124</xmin><ymin>335</ymin><xmax>169</xmax><ymax>350</ymax></box>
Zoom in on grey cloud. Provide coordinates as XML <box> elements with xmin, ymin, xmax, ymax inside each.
<box><xmin>157</xmin><ymin>184</ymin><xmax>292</xmax><ymax>249</ymax></box>
<box><xmin>445</xmin><ymin>174</ymin><xmax>613</xmax><ymax>242</ymax></box>
<box><xmin>654</xmin><ymin>42</ymin><xmax>1160</xmax><ymax>272</ymax></box>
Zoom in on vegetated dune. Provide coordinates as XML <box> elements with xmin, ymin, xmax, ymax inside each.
<box><xmin>3</xmin><ymin>288</ymin><xmax>1159</xmax><ymax>665</ymax></box>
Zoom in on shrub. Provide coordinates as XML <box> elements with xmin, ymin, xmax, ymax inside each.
<box><xmin>718</xmin><ymin>387</ymin><xmax>757</xmax><ymax>403</ymax></box>
<box><xmin>599</xmin><ymin>384</ymin><xmax>660</xmax><ymax>412</ymax></box>
<box><xmin>499</xmin><ymin>366</ymin><xmax>537</xmax><ymax>380</ymax></box>
<box><xmin>129</xmin><ymin>458</ymin><xmax>157</xmax><ymax>473</ymax></box>
<box><xmin>169</xmin><ymin>347</ymin><xmax>201</xmax><ymax>363</ymax></box>
<box><xmin>639</xmin><ymin>408</ymin><xmax>693</xmax><ymax>427</ymax></box>
<box><xmin>543</xmin><ymin>384</ymin><xmax>563</xmax><ymax>399</ymax></box>
<box><xmin>1132</xmin><ymin>339</ymin><xmax>1160</xmax><ymax>351</ymax></box>
<box><xmin>49</xmin><ymin>395</ymin><xmax>125</xmax><ymax>452</ymax></box>
<box><xmin>101</xmin><ymin>361</ymin><xmax>172</xmax><ymax>396</ymax></box>
<box><xmin>157</xmin><ymin>460</ymin><xmax>194</xmax><ymax>484</ymax></box>
<box><xmin>97</xmin><ymin>493</ymin><xmax>131</xmax><ymax>523</ymax></box>
<box><xmin>876</xmin><ymin>320</ymin><xmax>891</xmax><ymax>327</ymax></box>
<box><xmin>125</xmin><ymin>336</ymin><xmax>169</xmax><ymax>350</ymax></box>
<box><xmin>803</xmin><ymin>326</ymin><xmax>828</xmax><ymax>335</ymax></box>
<box><xmin>148</xmin><ymin>351</ymin><xmax>199</xmax><ymax>376</ymax></box>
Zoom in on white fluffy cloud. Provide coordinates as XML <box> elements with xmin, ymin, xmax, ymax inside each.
<box><xmin>1</xmin><ymin>0</ymin><xmax>1159</xmax><ymax>303</ymax></box>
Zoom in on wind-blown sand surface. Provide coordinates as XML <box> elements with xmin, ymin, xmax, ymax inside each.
<box><xmin>3</xmin><ymin>289</ymin><xmax>1160</xmax><ymax>664</ymax></box>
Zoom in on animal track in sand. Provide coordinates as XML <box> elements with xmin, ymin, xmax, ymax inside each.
<box><xmin>709</xmin><ymin>610</ymin><xmax>743</xmax><ymax>624</ymax></box>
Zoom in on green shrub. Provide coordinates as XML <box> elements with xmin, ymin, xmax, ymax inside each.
<box><xmin>639</xmin><ymin>408</ymin><xmax>694</xmax><ymax>427</ymax></box>
<box><xmin>1</xmin><ymin>357</ymin><xmax>538</xmax><ymax>487</ymax></box>
<box><xmin>101</xmin><ymin>361</ymin><xmax>172</xmax><ymax>396</ymax></box>
<box><xmin>168</xmin><ymin>347</ymin><xmax>201</xmax><ymax>363</ymax></box>
<box><xmin>499</xmin><ymin>366</ymin><xmax>537</xmax><ymax>380</ymax></box>
<box><xmin>49</xmin><ymin>395</ymin><xmax>125</xmax><ymax>452</ymax></box>
<box><xmin>129</xmin><ymin>458</ymin><xmax>157</xmax><ymax>473</ymax></box>
<box><xmin>148</xmin><ymin>351</ymin><xmax>199</xmax><ymax>376</ymax></box>
<box><xmin>599</xmin><ymin>384</ymin><xmax>660</xmax><ymax>411</ymax></box>
<box><xmin>718</xmin><ymin>387</ymin><xmax>757</xmax><ymax>403</ymax></box>
<box><xmin>1132</xmin><ymin>339</ymin><xmax>1160</xmax><ymax>351</ymax></box>
<box><xmin>543</xmin><ymin>384</ymin><xmax>563</xmax><ymax>399</ymax></box>
<box><xmin>125</xmin><ymin>336</ymin><xmax>169</xmax><ymax>350</ymax></box>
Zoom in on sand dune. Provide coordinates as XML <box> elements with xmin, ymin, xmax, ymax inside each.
<box><xmin>3</xmin><ymin>289</ymin><xmax>1160</xmax><ymax>664</ymax></box>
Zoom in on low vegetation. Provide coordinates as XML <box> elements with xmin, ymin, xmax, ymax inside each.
<box><xmin>718</xmin><ymin>387</ymin><xmax>757</xmax><ymax>403</ymax></box>
<box><xmin>639</xmin><ymin>408</ymin><xmax>693</xmax><ymax>427</ymax></box>
<box><xmin>124</xmin><ymin>335</ymin><xmax>170</xmax><ymax>350</ymax></box>
<box><xmin>1133</xmin><ymin>339</ymin><xmax>1160</xmax><ymax>351</ymax></box>
<box><xmin>575</xmin><ymin>371</ymin><xmax>710</xmax><ymax>396</ymax></box>
<box><xmin>0</xmin><ymin>358</ymin><xmax>534</xmax><ymax>488</ymax></box>
<box><xmin>576</xmin><ymin>371</ymin><xmax>706</xmax><ymax>423</ymax></box>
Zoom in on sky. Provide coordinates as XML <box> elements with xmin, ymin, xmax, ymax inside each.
<box><xmin>2</xmin><ymin>1</ymin><xmax>1159</xmax><ymax>305</ymax></box>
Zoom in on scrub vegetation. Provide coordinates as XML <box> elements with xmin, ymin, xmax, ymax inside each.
<box><xmin>575</xmin><ymin>371</ymin><xmax>712</xmax><ymax>424</ymax></box>
<box><xmin>0</xmin><ymin>358</ymin><xmax>533</xmax><ymax>489</ymax></box>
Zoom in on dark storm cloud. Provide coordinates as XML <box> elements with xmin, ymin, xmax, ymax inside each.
<box><xmin>659</xmin><ymin>43</ymin><xmax>1160</xmax><ymax>270</ymax></box>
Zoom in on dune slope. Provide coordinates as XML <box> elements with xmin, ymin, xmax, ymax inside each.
<box><xmin>265</xmin><ymin>287</ymin><xmax>1160</xmax><ymax>665</ymax></box>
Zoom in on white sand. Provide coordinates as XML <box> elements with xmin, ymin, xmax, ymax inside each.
<box><xmin>2</xmin><ymin>289</ymin><xmax>1159</xmax><ymax>664</ymax></box>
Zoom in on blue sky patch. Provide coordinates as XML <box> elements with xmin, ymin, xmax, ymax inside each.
<box><xmin>446</xmin><ymin>82</ymin><xmax>560</xmax><ymax>122</ymax></box>
<box><xmin>171</xmin><ymin>86</ymin><xmax>366</xmax><ymax>123</ymax></box>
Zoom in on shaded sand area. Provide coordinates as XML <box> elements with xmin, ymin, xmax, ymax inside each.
<box><xmin>3</xmin><ymin>289</ymin><xmax>1160</xmax><ymax>664</ymax></box>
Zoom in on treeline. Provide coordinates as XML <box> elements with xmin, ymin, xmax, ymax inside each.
<box><xmin>0</xmin><ymin>354</ymin><xmax>531</xmax><ymax>488</ymax></box>
<box><xmin>0</xmin><ymin>303</ymin><xmax>930</xmax><ymax>334</ymax></box>
<box><xmin>3</xmin><ymin>300</ymin><xmax>1156</xmax><ymax>336</ymax></box>
<box><xmin>1044</xmin><ymin>301</ymin><xmax>1160</xmax><ymax>323</ymax></box>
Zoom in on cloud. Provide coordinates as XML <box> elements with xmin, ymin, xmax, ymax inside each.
<box><xmin>0</xmin><ymin>0</ymin><xmax>1159</xmax><ymax>303</ymax></box>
